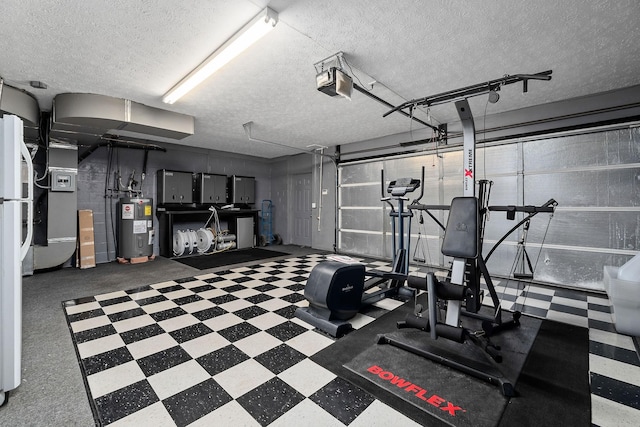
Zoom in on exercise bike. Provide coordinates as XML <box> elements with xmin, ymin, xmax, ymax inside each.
<box><xmin>295</xmin><ymin>169</ymin><xmax>424</xmax><ymax>337</ymax></box>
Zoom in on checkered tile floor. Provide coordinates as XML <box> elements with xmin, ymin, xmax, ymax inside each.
<box><xmin>63</xmin><ymin>254</ymin><xmax>639</xmax><ymax>426</ymax></box>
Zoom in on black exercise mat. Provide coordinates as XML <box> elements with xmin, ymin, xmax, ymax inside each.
<box><xmin>498</xmin><ymin>320</ymin><xmax>591</xmax><ymax>426</ymax></box>
<box><xmin>311</xmin><ymin>295</ymin><xmax>589</xmax><ymax>427</ymax></box>
<box><xmin>344</xmin><ymin>301</ymin><xmax>541</xmax><ymax>427</ymax></box>
<box><xmin>173</xmin><ymin>248</ymin><xmax>289</xmax><ymax>269</ymax></box>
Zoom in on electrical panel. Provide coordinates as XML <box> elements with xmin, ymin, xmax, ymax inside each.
<box><xmin>156</xmin><ymin>170</ymin><xmax>193</xmax><ymax>204</ymax></box>
<box><xmin>50</xmin><ymin>169</ymin><xmax>76</xmax><ymax>192</ymax></box>
<box><xmin>195</xmin><ymin>173</ymin><xmax>227</xmax><ymax>204</ymax></box>
<box><xmin>49</xmin><ymin>145</ymin><xmax>78</xmax><ymax>192</ymax></box>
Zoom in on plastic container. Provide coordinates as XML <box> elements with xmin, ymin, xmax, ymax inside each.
<box><xmin>603</xmin><ymin>265</ymin><xmax>640</xmax><ymax>336</ymax></box>
<box><xmin>617</xmin><ymin>253</ymin><xmax>640</xmax><ymax>281</ymax></box>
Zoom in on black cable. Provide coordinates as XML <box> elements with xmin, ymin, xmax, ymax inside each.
<box><xmin>519</xmin><ymin>211</ymin><xmax>554</xmax><ymax>310</ymax></box>
<box><xmin>104</xmin><ymin>145</ymin><xmax>112</xmax><ymax>261</ymax></box>
<box><xmin>482</xmin><ymin>94</ymin><xmax>490</xmax><ymax>180</ymax></box>
<box><xmin>339</xmin><ymin>58</ymin><xmax>438</xmax><ymax>133</ymax></box>
<box><xmin>343</xmin><ymin>57</ymin><xmax>369</xmax><ymax>91</ymax></box>
<box><xmin>110</xmin><ymin>148</ymin><xmax>118</xmax><ymax>257</ymax></box>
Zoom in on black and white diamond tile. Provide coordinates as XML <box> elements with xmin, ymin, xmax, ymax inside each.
<box><xmin>63</xmin><ymin>254</ymin><xmax>640</xmax><ymax>426</ymax></box>
<box><xmin>63</xmin><ymin>255</ymin><xmax>388</xmax><ymax>426</ymax></box>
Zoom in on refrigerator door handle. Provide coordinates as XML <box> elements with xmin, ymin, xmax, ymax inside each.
<box><xmin>19</xmin><ymin>139</ymin><xmax>33</xmax><ymax>262</ymax></box>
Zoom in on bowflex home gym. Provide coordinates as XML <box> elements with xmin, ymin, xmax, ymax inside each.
<box><xmin>301</xmin><ymin>71</ymin><xmax>560</xmax><ymax>404</ymax></box>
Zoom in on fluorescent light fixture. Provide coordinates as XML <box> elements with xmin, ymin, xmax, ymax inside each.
<box><xmin>162</xmin><ymin>7</ymin><xmax>278</xmax><ymax>104</ymax></box>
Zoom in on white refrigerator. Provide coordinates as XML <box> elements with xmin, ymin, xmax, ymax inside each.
<box><xmin>0</xmin><ymin>115</ymin><xmax>33</xmax><ymax>406</ymax></box>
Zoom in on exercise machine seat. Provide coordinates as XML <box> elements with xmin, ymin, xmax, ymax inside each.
<box><xmin>441</xmin><ymin>197</ymin><xmax>479</xmax><ymax>259</ymax></box>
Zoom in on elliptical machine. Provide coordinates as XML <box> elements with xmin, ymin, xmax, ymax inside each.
<box><xmin>295</xmin><ymin>168</ymin><xmax>424</xmax><ymax>337</ymax></box>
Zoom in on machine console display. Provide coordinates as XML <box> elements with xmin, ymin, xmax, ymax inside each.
<box><xmin>388</xmin><ymin>178</ymin><xmax>421</xmax><ymax>196</ymax></box>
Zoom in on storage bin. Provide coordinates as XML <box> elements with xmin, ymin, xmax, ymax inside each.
<box><xmin>603</xmin><ymin>265</ymin><xmax>640</xmax><ymax>336</ymax></box>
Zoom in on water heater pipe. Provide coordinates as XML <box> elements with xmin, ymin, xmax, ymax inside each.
<box><xmin>317</xmin><ymin>147</ymin><xmax>324</xmax><ymax>232</ymax></box>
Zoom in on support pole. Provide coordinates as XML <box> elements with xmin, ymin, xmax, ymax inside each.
<box><xmin>455</xmin><ymin>99</ymin><xmax>476</xmax><ymax>197</ymax></box>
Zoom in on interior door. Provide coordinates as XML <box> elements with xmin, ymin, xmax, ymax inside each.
<box><xmin>292</xmin><ymin>173</ymin><xmax>312</xmax><ymax>247</ymax></box>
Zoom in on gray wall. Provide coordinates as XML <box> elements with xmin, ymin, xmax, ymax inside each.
<box><xmin>270</xmin><ymin>153</ymin><xmax>306</xmax><ymax>245</ymax></box>
<box><xmin>311</xmin><ymin>150</ymin><xmax>339</xmax><ymax>252</ymax></box>
<box><xmin>77</xmin><ymin>142</ymin><xmax>275</xmax><ymax>264</ymax></box>
<box><xmin>262</xmin><ymin>150</ymin><xmax>336</xmax><ymax>251</ymax></box>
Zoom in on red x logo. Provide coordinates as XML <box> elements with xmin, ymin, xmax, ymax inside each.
<box><xmin>464</xmin><ymin>169</ymin><xmax>473</xmax><ymax>178</ymax></box>
<box><xmin>441</xmin><ymin>402</ymin><xmax>464</xmax><ymax>415</ymax></box>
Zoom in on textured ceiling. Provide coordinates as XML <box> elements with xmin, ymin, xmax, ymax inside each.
<box><xmin>1</xmin><ymin>0</ymin><xmax>639</xmax><ymax>158</ymax></box>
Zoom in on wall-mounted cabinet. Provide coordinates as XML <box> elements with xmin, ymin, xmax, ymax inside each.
<box><xmin>229</xmin><ymin>175</ymin><xmax>255</xmax><ymax>205</ymax></box>
<box><xmin>157</xmin><ymin>170</ymin><xmax>193</xmax><ymax>204</ymax></box>
<box><xmin>195</xmin><ymin>173</ymin><xmax>227</xmax><ymax>204</ymax></box>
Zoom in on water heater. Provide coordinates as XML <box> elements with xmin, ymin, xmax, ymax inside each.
<box><xmin>117</xmin><ymin>197</ymin><xmax>154</xmax><ymax>259</ymax></box>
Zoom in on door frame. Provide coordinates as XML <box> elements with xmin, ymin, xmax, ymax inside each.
<box><xmin>289</xmin><ymin>172</ymin><xmax>312</xmax><ymax>247</ymax></box>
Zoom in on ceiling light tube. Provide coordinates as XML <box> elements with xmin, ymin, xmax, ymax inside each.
<box><xmin>162</xmin><ymin>7</ymin><xmax>278</xmax><ymax>104</ymax></box>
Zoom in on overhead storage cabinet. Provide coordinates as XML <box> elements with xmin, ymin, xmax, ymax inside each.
<box><xmin>195</xmin><ymin>173</ymin><xmax>227</xmax><ymax>204</ymax></box>
<box><xmin>157</xmin><ymin>170</ymin><xmax>193</xmax><ymax>204</ymax></box>
<box><xmin>229</xmin><ymin>175</ymin><xmax>255</xmax><ymax>205</ymax></box>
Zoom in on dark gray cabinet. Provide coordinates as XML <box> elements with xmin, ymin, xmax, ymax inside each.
<box><xmin>195</xmin><ymin>173</ymin><xmax>227</xmax><ymax>204</ymax></box>
<box><xmin>157</xmin><ymin>170</ymin><xmax>193</xmax><ymax>204</ymax></box>
<box><xmin>229</xmin><ymin>175</ymin><xmax>255</xmax><ymax>205</ymax></box>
